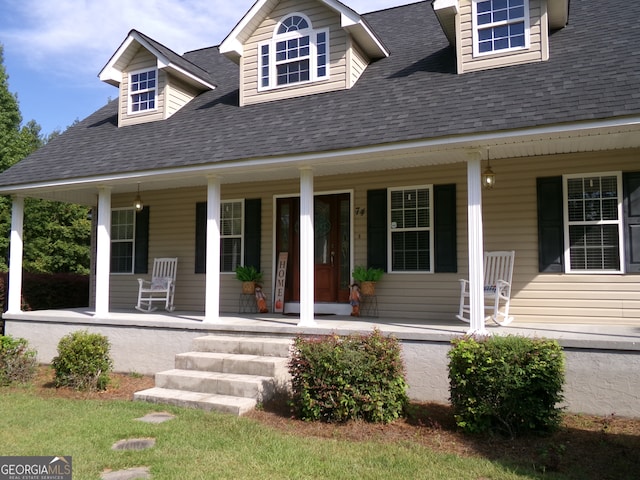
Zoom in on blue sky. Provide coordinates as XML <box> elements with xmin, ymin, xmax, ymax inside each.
<box><xmin>0</xmin><ymin>0</ymin><xmax>414</xmax><ymax>136</ymax></box>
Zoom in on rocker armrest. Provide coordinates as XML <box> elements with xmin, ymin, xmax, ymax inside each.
<box><xmin>496</xmin><ymin>279</ymin><xmax>511</xmax><ymax>295</ymax></box>
<box><xmin>137</xmin><ymin>278</ymin><xmax>173</xmax><ymax>290</ymax></box>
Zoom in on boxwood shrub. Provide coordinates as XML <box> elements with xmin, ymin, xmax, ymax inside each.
<box><xmin>51</xmin><ymin>330</ymin><xmax>113</xmax><ymax>391</ymax></box>
<box><xmin>0</xmin><ymin>335</ymin><xmax>38</xmax><ymax>386</ymax></box>
<box><xmin>448</xmin><ymin>335</ymin><xmax>565</xmax><ymax>437</ymax></box>
<box><xmin>289</xmin><ymin>328</ymin><xmax>408</xmax><ymax>423</ymax></box>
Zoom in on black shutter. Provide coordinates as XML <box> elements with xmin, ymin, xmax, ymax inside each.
<box><xmin>623</xmin><ymin>172</ymin><xmax>640</xmax><ymax>273</ymax></box>
<box><xmin>195</xmin><ymin>202</ymin><xmax>206</xmax><ymax>273</ymax></box>
<box><xmin>244</xmin><ymin>198</ymin><xmax>262</xmax><ymax>269</ymax></box>
<box><xmin>194</xmin><ymin>199</ymin><xmax>262</xmax><ymax>273</ymax></box>
<box><xmin>537</xmin><ymin>176</ymin><xmax>564</xmax><ymax>272</ymax></box>
<box><xmin>367</xmin><ymin>189</ymin><xmax>387</xmax><ymax>271</ymax></box>
<box><xmin>134</xmin><ymin>206</ymin><xmax>150</xmax><ymax>274</ymax></box>
<box><xmin>434</xmin><ymin>184</ymin><xmax>457</xmax><ymax>272</ymax></box>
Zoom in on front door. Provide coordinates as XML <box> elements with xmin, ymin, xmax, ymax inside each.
<box><xmin>276</xmin><ymin>193</ymin><xmax>350</xmax><ymax>304</ymax></box>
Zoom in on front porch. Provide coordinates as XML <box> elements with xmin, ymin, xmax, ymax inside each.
<box><xmin>4</xmin><ymin>308</ymin><xmax>640</xmax><ymax>417</ymax></box>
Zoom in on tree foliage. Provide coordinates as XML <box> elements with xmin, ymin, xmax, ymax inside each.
<box><xmin>0</xmin><ymin>45</ymin><xmax>91</xmax><ymax>274</ymax></box>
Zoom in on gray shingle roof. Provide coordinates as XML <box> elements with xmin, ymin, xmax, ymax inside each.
<box><xmin>1</xmin><ymin>0</ymin><xmax>638</xmax><ymax>187</ymax></box>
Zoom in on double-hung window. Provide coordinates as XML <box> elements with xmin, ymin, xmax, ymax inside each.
<box><xmin>111</xmin><ymin>208</ymin><xmax>135</xmax><ymax>273</ymax></box>
<box><xmin>389</xmin><ymin>186</ymin><xmax>434</xmax><ymax>272</ymax></box>
<box><xmin>564</xmin><ymin>173</ymin><xmax>624</xmax><ymax>273</ymax></box>
<box><xmin>129</xmin><ymin>68</ymin><xmax>157</xmax><ymax>113</ymax></box>
<box><xmin>258</xmin><ymin>13</ymin><xmax>329</xmax><ymax>90</ymax></box>
<box><xmin>473</xmin><ymin>0</ymin><xmax>529</xmax><ymax>56</ymax></box>
<box><xmin>221</xmin><ymin>200</ymin><xmax>244</xmax><ymax>272</ymax></box>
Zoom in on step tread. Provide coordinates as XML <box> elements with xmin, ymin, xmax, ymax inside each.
<box><xmin>194</xmin><ymin>335</ymin><xmax>293</xmax><ymax>345</ymax></box>
<box><xmin>177</xmin><ymin>351</ymin><xmax>289</xmax><ymax>364</ymax></box>
<box><xmin>134</xmin><ymin>387</ymin><xmax>257</xmax><ymax>415</ymax></box>
<box><xmin>157</xmin><ymin>368</ymin><xmax>274</xmax><ymax>382</ymax></box>
<box><xmin>192</xmin><ymin>336</ymin><xmax>293</xmax><ymax>356</ymax></box>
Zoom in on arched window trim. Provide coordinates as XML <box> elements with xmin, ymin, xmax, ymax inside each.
<box><xmin>276</xmin><ymin>13</ymin><xmax>311</xmax><ymax>34</ymax></box>
<box><xmin>258</xmin><ymin>12</ymin><xmax>330</xmax><ymax>91</ymax></box>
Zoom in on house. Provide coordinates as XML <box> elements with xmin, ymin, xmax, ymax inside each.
<box><xmin>0</xmin><ymin>0</ymin><xmax>639</xmax><ymax>333</ymax></box>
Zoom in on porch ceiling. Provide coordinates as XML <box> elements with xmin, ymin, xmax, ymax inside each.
<box><xmin>8</xmin><ymin>119</ymin><xmax>640</xmax><ymax>206</ymax></box>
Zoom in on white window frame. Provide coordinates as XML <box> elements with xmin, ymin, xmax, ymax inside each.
<box><xmin>220</xmin><ymin>199</ymin><xmax>244</xmax><ymax>273</ymax></box>
<box><xmin>472</xmin><ymin>0</ymin><xmax>530</xmax><ymax>57</ymax></box>
<box><xmin>562</xmin><ymin>172</ymin><xmax>625</xmax><ymax>274</ymax></box>
<box><xmin>258</xmin><ymin>13</ymin><xmax>329</xmax><ymax>92</ymax></box>
<box><xmin>110</xmin><ymin>207</ymin><xmax>136</xmax><ymax>274</ymax></box>
<box><xmin>128</xmin><ymin>68</ymin><xmax>158</xmax><ymax>114</ymax></box>
<box><xmin>387</xmin><ymin>185</ymin><xmax>434</xmax><ymax>273</ymax></box>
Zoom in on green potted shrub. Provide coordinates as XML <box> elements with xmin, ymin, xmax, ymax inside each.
<box><xmin>235</xmin><ymin>265</ymin><xmax>263</xmax><ymax>294</ymax></box>
<box><xmin>352</xmin><ymin>266</ymin><xmax>384</xmax><ymax>295</ymax></box>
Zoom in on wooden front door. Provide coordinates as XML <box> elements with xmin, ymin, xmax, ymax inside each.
<box><xmin>276</xmin><ymin>194</ymin><xmax>350</xmax><ymax>304</ymax></box>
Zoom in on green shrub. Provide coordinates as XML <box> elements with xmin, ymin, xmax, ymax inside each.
<box><xmin>289</xmin><ymin>328</ymin><xmax>408</xmax><ymax>423</ymax></box>
<box><xmin>51</xmin><ymin>330</ymin><xmax>113</xmax><ymax>391</ymax></box>
<box><xmin>448</xmin><ymin>335</ymin><xmax>565</xmax><ymax>437</ymax></box>
<box><xmin>0</xmin><ymin>335</ymin><xmax>38</xmax><ymax>385</ymax></box>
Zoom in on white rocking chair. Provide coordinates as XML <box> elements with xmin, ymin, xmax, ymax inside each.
<box><xmin>457</xmin><ymin>251</ymin><xmax>515</xmax><ymax>326</ymax></box>
<box><xmin>135</xmin><ymin>257</ymin><xmax>178</xmax><ymax>312</ymax></box>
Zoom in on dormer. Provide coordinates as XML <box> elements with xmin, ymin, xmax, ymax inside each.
<box><xmin>433</xmin><ymin>0</ymin><xmax>570</xmax><ymax>74</ymax></box>
<box><xmin>99</xmin><ymin>30</ymin><xmax>216</xmax><ymax>127</ymax></box>
<box><xmin>219</xmin><ymin>0</ymin><xmax>388</xmax><ymax>106</ymax></box>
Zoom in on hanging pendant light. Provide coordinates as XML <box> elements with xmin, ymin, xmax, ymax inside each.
<box><xmin>482</xmin><ymin>148</ymin><xmax>496</xmax><ymax>189</ymax></box>
<box><xmin>133</xmin><ymin>183</ymin><xmax>144</xmax><ymax>212</ymax></box>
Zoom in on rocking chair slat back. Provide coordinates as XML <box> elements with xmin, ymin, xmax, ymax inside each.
<box><xmin>135</xmin><ymin>257</ymin><xmax>178</xmax><ymax>312</ymax></box>
<box><xmin>484</xmin><ymin>251</ymin><xmax>514</xmax><ymax>289</ymax></box>
<box><xmin>457</xmin><ymin>250</ymin><xmax>515</xmax><ymax>326</ymax></box>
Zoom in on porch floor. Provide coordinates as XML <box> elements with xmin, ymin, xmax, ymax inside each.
<box><xmin>5</xmin><ymin>308</ymin><xmax>639</xmax><ymax>351</ymax></box>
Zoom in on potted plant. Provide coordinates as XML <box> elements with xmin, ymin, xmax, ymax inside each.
<box><xmin>235</xmin><ymin>265</ymin><xmax>263</xmax><ymax>294</ymax></box>
<box><xmin>352</xmin><ymin>266</ymin><xmax>384</xmax><ymax>296</ymax></box>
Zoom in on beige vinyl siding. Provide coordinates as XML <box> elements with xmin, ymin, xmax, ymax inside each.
<box><xmin>165</xmin><ymin>76</ymin><xmax>200</xmax><ymax>118</ymax></box>
<box><xmin>348</xmin><ymin>40</ymin><xmax>369</xmax><ymax>88</ymax></box>
<box><xmin>119</xmin><ymin>47</ymin><xmax>165</xmax><ymax>127</ymax></box>
<box><xmin>458</xmin><ymin>0</ymin><xmax>548</xmax><ymax>74</ymax></box>
<box><xmin>241</xmin><ymin>0</ymin><xmax>348</xmax><ymax>106</ymax></box>
<box><xmin>479</xmin><ymin>150</ymin><xmax>640</xmax><ymax>325</ymax></box>
<box><xmin>108</xmin><ymin>148</ymin><xmax>640</xmax><ymax>325</ymax></box>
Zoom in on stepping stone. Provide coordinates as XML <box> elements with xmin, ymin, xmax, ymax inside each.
<box><xmin>111</xmin><ymin>438</ymin><xmax>156</xmax><ymax>451</ymax></box>
<box><xmin>101</xmin><ymin>466</ymin><xmax>151</xmax><ymax>480</ymax></box>
<box><xmin>135</xmin><ymin>412</ymin><xmax>175</xmax><ymax>424</ymax></box>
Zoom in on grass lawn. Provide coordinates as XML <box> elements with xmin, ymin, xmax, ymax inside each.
<box><xmin>1</xmin><ymin>390</ymin><xmax>549</xmax><ymax>480</ymax></box>
<box><xmin>1</xmin><ymin>368</ymin><xmax>638</xmax><ymax>479</ymax></box>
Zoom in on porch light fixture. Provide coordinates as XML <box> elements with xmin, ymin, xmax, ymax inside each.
<box><xmin>482</xmin><ymin>149</ymin><xmax>496</xmax><ymax>190</ymax></box>
<box><xmin>133</xmin><ymin>183</ymin><xmax>144</xmax><ymax>212</ymax></box>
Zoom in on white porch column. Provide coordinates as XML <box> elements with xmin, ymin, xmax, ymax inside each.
<box><xmin>466</xmin><ymin>154</ymin><xmax>488</xmax><ymax>335</ymax></box>
<box><xmin>6</xmin><ymin>196</ymin><xmax>24</xmax><ymax>314</ymax></box>
<box><xmin>94</xmin><ymin>187</ymin><xmax>112</xmax><ymax>318</ymax></box>
<box><xmin>298</xmin><ymin>167</ymin><xmax>316</xmax><ymax>326</ymax></box>
<box><xmin>204</xmin><ymin>175</ymin><xmax>221</xmax><ymax>323</ymax></box>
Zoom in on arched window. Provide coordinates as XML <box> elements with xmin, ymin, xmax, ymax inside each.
<box><xmin>259</xmin><ymin>13</ymin><xmax>329</xmax><ymax>90</ymax></box>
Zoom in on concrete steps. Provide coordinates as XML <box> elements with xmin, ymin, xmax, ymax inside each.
<box><xmin>134</xmin><ymin>335</ymin><xmax>292</xmax><ymax>415</ymax></box>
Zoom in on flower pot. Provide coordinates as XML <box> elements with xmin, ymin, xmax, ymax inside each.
<box><xmin>242</xmin><ymin>281</ymin><xmax>256</xmax><ymax>295</ymax></box>
<box><xmin>361</xmin><ymin>281</ymin><xmax>376</xmax><ymax>296</ymax></box>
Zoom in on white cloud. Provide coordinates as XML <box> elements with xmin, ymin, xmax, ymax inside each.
<box><xmin>1</xmin><ymin>0</ymin><xmax>413</xmax><ymax>81</ymax></box>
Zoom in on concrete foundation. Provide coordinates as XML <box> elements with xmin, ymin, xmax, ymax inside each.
<box><xmin>4</xmin><ymin>309</ymin><xmax>640</xmax><ymax>417</ymax></box>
